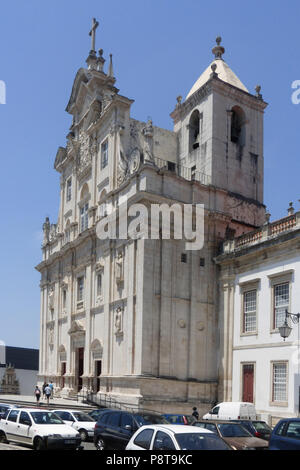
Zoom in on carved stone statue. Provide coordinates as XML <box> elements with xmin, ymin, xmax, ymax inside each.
<box><xmin>115</xmin><ymin>307</ymin><xmax>122</xmax><ymax>335</ymax></box>
<box><xmin>117</xmin><ymin>126</ymin><xmax>128</xmax><ymax>184</ymax></box>
<box><xmin>48</xmin><ymin>287</ymin><xmax>54</xmax><ymax>310</ymax></box>
<box><xmin>42</xmin><ymin>217</ymin><xmax>50</xmax><ymax>245</ymax></box>
<box><xmin>142</xmin><ymin>118</ymin><xmax>154</xmax><ymax>163</ymax></box>
<box><xmin>115</xmin><ymin>251</ymin><xmax>124</xmax><ymax>283</ymax></box>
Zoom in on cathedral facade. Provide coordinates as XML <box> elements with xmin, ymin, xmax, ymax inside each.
<box><xmin>36</xmin><ymin>27</ymin><xmax>266</xmax><ymax>413</ymax></box>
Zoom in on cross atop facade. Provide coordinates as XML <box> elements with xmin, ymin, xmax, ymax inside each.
<box><xmin>89</xmin><ymin>18</ymin><xmax>99</xmax><ymax>52</ymax></box>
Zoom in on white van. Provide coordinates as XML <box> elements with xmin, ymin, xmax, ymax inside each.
<box><xmin>202</xmin><ymin>402</ymin><xmax>256</xmax><ymax>421</ymax></box>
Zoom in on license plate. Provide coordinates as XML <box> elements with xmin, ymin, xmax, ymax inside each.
<box><xmin>65</xmin><ymin>439</ymin><xmax>75</xmax><ymax>444</ymax></box>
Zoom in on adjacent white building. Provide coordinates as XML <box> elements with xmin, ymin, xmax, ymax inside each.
<box><xmin>0</xmin><ymin>345</ymin><xmax>39</xmax><ymax>396</ymax></box>
<box><xmin>217</xmin><ymin>208</ymin><xmax>300</xmax><ymax>424</ymax></box>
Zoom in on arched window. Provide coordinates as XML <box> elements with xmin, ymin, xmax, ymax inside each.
<box><xmin>189</xmin><ymin>110</ymin><xmax>202</xmax><ymax>152</ymax></box>
<box><xmin>231</xmin><ymin>106</ymin><xmax>246</xmax><ymax>146</ymax></box>
<box><xmin>99</xmin><ymin>189</ymin><xmax>107</xmax><ymax>218</ymax></box>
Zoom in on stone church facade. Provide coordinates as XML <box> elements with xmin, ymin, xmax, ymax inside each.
<box><xmin>36</xmin><ymin>27</ymin><xmax>267</xmax><ymax>413</ymax></box>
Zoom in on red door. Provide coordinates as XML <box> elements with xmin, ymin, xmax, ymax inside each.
<box><xmin>242</xmin><ymin>364</ymin><xmax>254</xmax><ymax>403</ymax></box>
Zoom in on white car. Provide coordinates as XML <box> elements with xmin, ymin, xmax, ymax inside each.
<box><xmin>125</xmin><ymin>424</ymin><xmax>232</xmax><ymax>450</ymax></box>
<box><xmin>53</xmin><ymin>409</ymin><xmax>95</xmax><ymax>441</ymax></box>
<box><xmin>0</xmin><ymin>408</ymin><xmax>81</xmax><ymax>450</ymax></box>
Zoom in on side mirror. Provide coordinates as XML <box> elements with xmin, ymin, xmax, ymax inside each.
<box><xmin>124</xmin><ymin>424</ymin><xmax>132</xmax><ymax>431</ymax></box>
<box><xmin>24</xmin><ymin>420</ymin><xmax>31</xmax><ymax>427</ymax></box>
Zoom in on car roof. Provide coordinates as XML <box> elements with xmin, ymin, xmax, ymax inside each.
<box><xmin>197</xmin><ymin>419</ymin><xmax>246</xmax><ymax>424</ymax></box>
<box><xmin>7</xmin><ymin>408</ymin><xmax>52</xmax><ymax>413</ymax></box>
<box><xmin>137</xmin><ymin>424</ymin><xmax>213</xmax><ymax>434</ymax></box>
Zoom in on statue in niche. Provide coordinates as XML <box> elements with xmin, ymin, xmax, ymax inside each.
<box><xmin>117</xmin><ymin>126</ymin><xmax>128</xmax><ymax>184</ymax></box>
<box><xmin>48</xmin><ymin>287</ymin><xmax>54</xmax><ymax>310</ymax></box>
<box><xmin>48</xmin><ymin>327</ymin><xmax>54</xmax><ymax>347</ymax></box>
<box><xmin>115</xmin><ymin>251</ymin><xmax>124</xmax><ymax>284</ymax></box>
<box><xmin>142</xmin><ymin>118</ymin><xmax>154</xmax><ymax>163</ymax></box>
<box><xmin>115</xmin><ymin>307</ymin><xmax>123</xmax><ymax>335</ymax></box>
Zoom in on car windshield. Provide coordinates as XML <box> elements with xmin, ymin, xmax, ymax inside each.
<box><xmin>134</xmin><ymin>413</ymin><xmax>169</xmax><ymax>426</ymax></box>
<box><xmin>217</xmin><ymin>423</ymin><xmax>252</xmax><ymax>437</ymax></box>
<box><xmin>73</xmin><ymin>412</ymin><xmax>94</xmax><ymax>422</ymax></box>
<box><xmin>30</xmin><ymin>412</ymin><xmax>64</xmax><ymax>425</ymax></box>
<box><xmin>175</xmin><ymin>433</ymin><xmax>231</xmax><ymax>450</ymax></box>
<box><xmin>253</xmin><ymin>422</ymin><xmax>271</xmax><ymax>432</ymax></box>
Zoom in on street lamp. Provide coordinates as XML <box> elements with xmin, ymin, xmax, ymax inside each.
<box><xmin>279</xmin><ymin>309</ymin><xmax>300</xmax><ymax>416</ymax></box>
<box><xmin>278</xmin><ymin>309</ymin><xmax>300</xmax><ymax>341</ymax></box>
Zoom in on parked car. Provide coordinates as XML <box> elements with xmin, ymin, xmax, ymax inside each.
<box><xmin>126</xmin><ymin>424</ymin><xmax>232</xmax><ymax>450</ymax></box>
<box><xmin>269</xmin><ymin>418</ymin><xmax>300</xmax><ymax>450</ymax></box>
<box><xmin>194</xmin><ymin>420</ymin><xmax>268</xmax><ymax>450</ymax></box>
<box><xmin>231</xmin><ymin>419</ymin><xmax>272</xmax><ymax>441</ymax></box>
<box><xmin>53</xmin><ymin>409</ymin><xmax>95</xmax><ymax>441</ymax></box>
<box><xmin>0</xmin><ymin>408</ymin><xmax>82</xmax><ymax>450</ymax></box>
<box><xmin>94</xmin><ymin>409</ymin><xmax>170</xmax><ymax>450</ymax></box>
<box><xmin>203</xmin><ymin>402</ymin><xmax>256</xmax><ymax>421</ymax></box>
<box><xmin>163</xmin><ymin>414</ymin><xmax>196</xmax><ymax>425</ymax></box>
<box><xmin>0</xmin><ymin>403</ymin><xmax>16</xmax><ymax>420</ymax></box>
<box><xmin>88</xmin><ymin>408</ymin><xmax>113</xmax><ymax>421</ymax></box>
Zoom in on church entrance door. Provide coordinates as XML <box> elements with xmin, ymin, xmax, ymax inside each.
<box><xmin>95</xmin><ymin>360</ymin><xmax>102</xmax><ymax>392</ymax></box>
<box><xmin>77</xmin><ymin>347</ymin><xmax>84</xmax><ymax>392</ymax></box>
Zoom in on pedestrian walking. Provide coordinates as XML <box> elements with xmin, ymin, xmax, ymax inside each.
<box><xmin>44</xmin><ymin>384</ymin><xmax>51</xmax><ymax>406</ymax></box>
<box><xmin>35</xmin><ymin>386</ymin><xmax>41</xmax><ymax>404</ymax></box>
<box><xmin>192</xmin><ymin>406</ymin><xmax>199</xmax><ymax>420</ymax></box>
<box><xmin>42</xmin><ymin>381</ymin><xmax>47</xmax><ymax>400</ymax></box>
<box><xmin>49</xmin><ymin>381</ymin><xmax>54</xmax><ymax>399</ymax></box>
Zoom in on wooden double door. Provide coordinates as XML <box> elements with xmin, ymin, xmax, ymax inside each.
<box><xmin>242</xmin><ymin>364</ymin><xmax>254</xmax><ymax>403</ymax></box>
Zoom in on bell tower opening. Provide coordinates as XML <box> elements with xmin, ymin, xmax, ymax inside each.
<box><xmin>189</xmin><ymin>110</ymin><xmax>202</xmax><ymax>152</ymax></box>
<box><xmin>230</xmin><ymin>106</ymin><xmax>246</xmax><ymax>147</ymax></box>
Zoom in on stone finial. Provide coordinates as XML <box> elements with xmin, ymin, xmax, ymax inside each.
<box><xmin>176</xmin><ymin>95</ymin><xmax>182</xmax><ymax>107</ymax></box>
<box><xmin>108</xmin><ymin>54</ymin><xmax>114</xmax><ymax>78</ymax></box>
<box><xmin>97</xmin><ymin>48</ymin><xmax>105</xmax><ymax>72</ymax></box>
<box><xmin>210</xmin><ymin>63</ymin><xmax>218</xmax><ymax>78</ymax></box>
<box><xmin>264</xmin><ymin>210</ymin><xmax>271</xmax><ymax>225</ymax></box>
<box><xmin>212</xmin><ymin>36</ymin><xmax>225</xmax><ymax>59</ymax></box>
<box><xmin>288</xmin><ymin>202</ymin><xmax>295</xmax><ymax>215</ymax></box>
<box><xmin>255</xmin><ymin>84</ymin><xmax>263</xmax><ymax>100</ymax></box>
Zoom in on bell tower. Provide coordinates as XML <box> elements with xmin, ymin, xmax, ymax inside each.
<box><xmin>171</xmin><ymin>37</ymin><xmax>267</xmax><ymax>205</ymax></box>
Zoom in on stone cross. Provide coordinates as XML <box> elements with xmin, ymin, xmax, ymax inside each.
<box><xmin>89</xmin><ymin>18</ymin><xmax>99</xmax><ymax>51</ymax></box>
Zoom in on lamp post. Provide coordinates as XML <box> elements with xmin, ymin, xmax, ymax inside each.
<box><xmin>279</xmin><ymin>309</ymin><xmax>300</xmax><ymax>415</ymax></box>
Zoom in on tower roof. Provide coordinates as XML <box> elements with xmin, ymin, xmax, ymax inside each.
<box><xmin>186</xmin><ymin>37</ymin><xmax>249</xmax><ymax>100</ymax></box>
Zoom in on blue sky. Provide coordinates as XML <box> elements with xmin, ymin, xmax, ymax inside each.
<box><xmin>0</xmin><ymin>0</ymin><xmax>300</xmax><ymax>348</ymax></box>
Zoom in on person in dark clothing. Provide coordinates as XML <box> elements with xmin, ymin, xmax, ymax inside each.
<box><xmin>192</xmin><ymin>407</ymin><xmax>199</xmax><ymax>420</ymax></box>
<box><xmin>35</xmin><ymin>386</ymin><xmax>41</xmax><ymax>404</ymax></box>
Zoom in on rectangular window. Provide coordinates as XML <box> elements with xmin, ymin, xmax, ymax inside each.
<box><xmin>66</xmin><ymin>178</ymin><xmax>72</xmax><ymax>202</ymax></box>
<box><xmin>272</xmin><ymin>363</ymin><xmax>287</xmax><ymax>402</ymax></box>
<box><xmin>274</xmin><ymin>282</ymin><xmax>289</xmax><ymax>329</ymax></box>
<box><xmin>80</xmin><ymin>203</ymin><xmax>89</xmax><ymax>232</ymax></box>
<box><xmin>101</xmin><ymin>140</ymin><xmax>108</xmax><ymax>169</ymax></box>
<box><xmin>62</xmin><ymin>290</ymin><xmax>67</xmax><ymax>309</ymax></box>
<box><xmin>77</xmin><ymin>277</ymin><xmax>84</xmax><ymax>302</ymax></box>
<box><xmin>243</xmin><ymin>290</ymin><xmax>257</xmax><ymax>333</ymax></box>
<box><xmin>97</xmin><ymin>273</ymin><xmax>102</xmax><ymax>297</ymax></box>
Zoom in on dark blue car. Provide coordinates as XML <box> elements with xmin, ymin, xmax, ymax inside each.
<box><xmin>163</xmin><ymin>414</ymin><xmax>196</xmax><ymax>425</ymax></box>
<box><xmin>269</xmin><ymin>418</ymin><xmax>300</xmax><ymax>450</ymax></box>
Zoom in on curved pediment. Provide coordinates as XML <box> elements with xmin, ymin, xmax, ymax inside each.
<box><xmin>68</xmin><ymin>320</ymin><xmax>85</xmax><ymax>336</ymax></box>
<box><xmin>66</xmin><ymin>68</ymin><xmax>90</xmax><ymax>113</ymax></box>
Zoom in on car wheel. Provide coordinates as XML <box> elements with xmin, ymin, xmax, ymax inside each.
<box><xmin>0</xmin><ymin>432</ymin><xmax>8</xmax><ymax>444</ymax></box>
<box><xmin>79</xmin><ymin>429</ymin><xmax>88</xmax><ymax>442</ymax></box>
<box><xmin>34</xmin><ymin>437</ymin><xmax>45</xmax><ymax>451</ymax></box>
<box><xmin>95</xmin><ymin>436</ymin><xmax>106</xmax><ymax>450</ymax></box>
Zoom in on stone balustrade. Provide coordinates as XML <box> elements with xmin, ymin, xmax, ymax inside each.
<box><xmin>223</xmin><ymin>212</ymin><xmax>300</xmax><ymax>253</ymax></box>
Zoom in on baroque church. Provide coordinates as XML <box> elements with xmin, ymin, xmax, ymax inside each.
<box><xmin>36</xmin><ymin>21</ymin><xmax>267</xmax><ymax>414</ymax></box>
